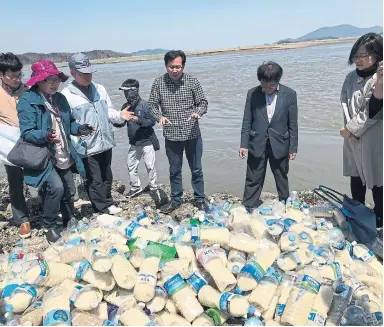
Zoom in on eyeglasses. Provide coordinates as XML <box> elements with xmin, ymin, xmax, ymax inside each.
<box><xmin>167</xmin><ymin>65</ymin><xmax>183</xmax><ymax>70</ymax></box>
<box><xmin>3</xmin><ymin>73</ymin><xmax>24</xmax><ymax>81</ymax></box>
<box><xmin>261</xmin><ymin>82</ymin><xmax>278</xmax><ymax>90</ymax></box>
<box><xmin>43</xmin><ymin>76</ymin><xmax>61</xmax><ymax>85</ymax></box>
<box><xmin>353</xmin><ymin>53</ymin><xmax>371</xmax><ymax>61</ymax></box>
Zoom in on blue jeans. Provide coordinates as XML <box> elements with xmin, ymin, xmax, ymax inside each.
<box><xmin>165</xmin><ymin>136</ymin><xmax>205</xmax><ymax>203</ymax></box>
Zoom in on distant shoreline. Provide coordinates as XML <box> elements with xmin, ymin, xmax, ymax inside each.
<box><xmin>23</xmin><ymin>37</ymin><xmax>358</xmax><ymax>70</ymax></box>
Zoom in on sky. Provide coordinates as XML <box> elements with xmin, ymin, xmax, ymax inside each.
<box><xmin>1</xmin><ymin>0</ymin><xmax>382</xmax><ymax>54</ymax></box>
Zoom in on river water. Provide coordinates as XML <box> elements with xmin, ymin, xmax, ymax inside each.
<box><xmin>2</xmin><ymin>42</ymin><xmax>361</xmax><ymax>198</ymax></box>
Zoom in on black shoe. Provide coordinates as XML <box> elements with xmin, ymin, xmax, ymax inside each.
<box><xmin>194</xmin><ymin>199</ymin><xmax>210</xmax><ymax>212</ymax></box>
<box><xmin>44</xmin><ymin>227</ymin><xmax>62</xmax><ymax>243</ymax></box>
<box><xmin>245</xmin><ymin>206</ymin><xmax>256</xmax><ymax>214</ymax></box>
<box><xmin>125</xmin><ymin>188</ymin><xmax>143</xmax><ymax>198</ymax></box>
<box><xmin>160</xmin><ymin>201</ymin><xmax>182</xmax><ymax>214</ymax></box>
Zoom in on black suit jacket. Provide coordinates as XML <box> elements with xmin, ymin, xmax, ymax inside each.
<box><xmin>240</xmin><ymin>84</ymin><xmax>298</xmax><ymax>159</ymax></box>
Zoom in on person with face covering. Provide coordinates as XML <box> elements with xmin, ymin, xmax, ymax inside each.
<box><xmin>16</xmin><ymin>60</ymin><xmax>92</xmax><ymax>242</ymax></box>
<box><xmin>117</xmin><ymin>78</ymin><xmax>159</xmax><ymax>198</ymax></box>
<box><xmin>340</xmin><ymin>32</ymin><xmax>383</xmax><ymax>228</ymax></box>
<box><xmin>61</xmin><ymin>53</ymin><xmax>133</xmax><ymax>216</ymax></box>
<box><xmin>240</xmin><ymin>61</ymin><xmax>298</xmax><ymax>212</ymax></box>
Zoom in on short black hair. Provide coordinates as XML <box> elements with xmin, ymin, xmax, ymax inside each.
<box><xmin>257</xmin><ymin>61</ymin><xmax>283</xmax><ymax>82</ymax></box>
<box><xmin>0</xmin><ymin>52</ymin><xmax>23</xmax><ymax>74</ymax></box>
<box><xmin>121</xmin><ymin>78</ymin><xmax>139</xmax><ymax>89</ymax></box>
<box><xmin>348</xmin><ymin>33</ymin><xmax>383</xmax><ymax>65</ymax></box>
<box><xmin>164</xmin><ymin>50</ymin><xmax>186</xmax><ymax>67</ymax></box>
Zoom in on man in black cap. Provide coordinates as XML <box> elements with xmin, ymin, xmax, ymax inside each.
<box><xmin>117</xmin><ymin>79</ymin><xmax>159</xmax><ymax>197</ymax></box>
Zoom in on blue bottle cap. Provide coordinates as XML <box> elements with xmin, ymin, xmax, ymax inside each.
<box><xmin>288</xmin><ymin>235</ymin><xmax>296</xmax><ymax>242</ymax></box>
<box><xmin>248</xmin><ymin>305</ymin><xmax>256</xmax><ymax>315</ymax></box>
<box><xmin>232</xmin><ymin>265</ymin><xmax>239</xmax><ymax>273</ymax></box>
<box><xmin>5</xmin><ymin>304</ymin><xmax>13</xmax><ymax>312</ymax></box>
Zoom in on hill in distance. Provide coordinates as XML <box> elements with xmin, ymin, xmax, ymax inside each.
<box><xmin>18</xmin><ymin>48</ymin><xmax>169</xmax><ymax>65</ymax></box>
<box><xmin>276</xmin><ymin>24</ymin><xmax>383</xmax><ymax>44</ymax></box>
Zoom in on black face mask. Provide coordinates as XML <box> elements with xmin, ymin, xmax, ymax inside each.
<box><xmin>124</xmin><ymin>89</ymin><xmax>140</xmax><ymax>106</ymax></box>
<box><xmin>356</xmin><ymin>62</ymin><xmax>378</xmax><ymax>78</ymax></box>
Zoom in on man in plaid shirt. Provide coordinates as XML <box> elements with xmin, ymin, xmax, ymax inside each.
<box><xmin>148</xmin><ymin>50</ymin><xmax>209</xmax><ymax>214</ymax></box>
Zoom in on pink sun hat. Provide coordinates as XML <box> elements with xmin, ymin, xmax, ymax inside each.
<box><xmin>25</xmin><ymin>59</ymin><xmax>69</xmax><ymax>87</ymax></box>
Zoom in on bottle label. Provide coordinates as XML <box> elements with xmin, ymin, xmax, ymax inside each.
<box><xmin>75</xmin><ymin>259</ymin><xmax>90</xmax><ymax>279</ymax></box>
<box><xmin>296</xmin><ymin>275</ymin><xmax>321</xmax><ymax>294</ymax></box>
<box><xmin>219</xmin><ymin>292</ymin><xmax>235</xmax><ymax>313</ymax></box>
<box><xmin>308</xmin><ymin>310</ymin><xmax>326</xmax><ymax>326</ymax></box>
<box><xmin>359</xmin><ymin>249</ymin><xmax>374</xmax><ymax>263</ymax></box>
<box><xmin>260</xmin><ymin>207</ymin><xmax>273</xmax><ymax>216</ymax></box>
<box><xmin>187</xmin><ymin>271</ymin><xmax>207</xmax><ymax>293</ymax></box>
<box><xmin>109</xmin><ymin>248</ymin><xmax>118</xmax><ymax>256</ymax></box>
<box><xmin>1</xmin><ymin>283</ymin><xmax>19</xmax><ymax>298</ymax></box>
<box><xmin>264</xmin><ymin>267</ymin><xmax>282</xmax><ymax>285</ymax></box>
<box><xmin>206</xmin><ymin>308</ymin><xmax>223</xmax><ymax>326</ymax></box>
<box><xmin>283</xmin><ymin>218</ymin><xmax>297</xmax><ymax>231</ymax></box>
<box><xmin>31</xmin><ymin>260</ymin><xmax>49</xmax><ymax>285</ymax></box>
<box><xmin>13</xmin><ymin>283</ymin><xmax>37</xmax><ymax>301</ymax></box>
<box><xmin>191</xmin><ymin>225</ymin><xmax>200</xmax><ymax>242</ymax></box>
<box><xmin>103</xmin><ymin>320</ymin><xmax>117</xmax><ymax>326</ymax></box>
<box><xmin>367</xmin><ymin>312</ymin><xmax>383</xmax><ymax>326</ymax></box>
<box><xmin>331</xmin><ymin>262</ymin><xmax>343</xmax><ymax>281</ymax></box>
<box><xmin>196</xmin><ymin>247</ymin><xmax>221</xmax><ymax>266</ymax></box>
<box><xmin>164</xmin><ymin>273</ymin><xmax>187</xmax><ymax>296</ymax></box>
<box><xmin>275</xmin><ymin>303</ymin><xmax>286</xmax><ymax>317</ymax></box>
<box><xmin>43</xmin><ymin>309</ymin><xmax>71</xmax><ymax>326</ymax></box>
<box><xmin>125</xmin><ymin>221</ymin><xmax>140</xmax><ymax>239</ymax></box>
<box><xmin>240</xmin><ymin>261</ymin><xmax>266</xmax><ymax>283</ymax></box>
<box><xmin>136</xmin><ymin>210</ymin><xmax>147</xmax><ymax>221</ymax></box>
<box><xmin>137</xmin><ymin>272</ymin><xmax>157</xmax><ymax>287</ymax></box>
<box><xmin>69</xmin><ymin>285</ymin><xmax>84</xmax><ymax>305</ymax></box>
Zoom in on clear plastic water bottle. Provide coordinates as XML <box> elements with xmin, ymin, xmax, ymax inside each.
<box><xmin>272</xmin><ymin>200</ymin><xmax>286</xmax><ymax>216</ymax></box>
<box><xmin>327</xmin><ymin>282</ymin><xmax>353</xmax><ymax>326</ymax></box>
<box><xmin>327</xmin><ymin>227</ymin><xmax>346</xmax><ymax>250</ymax></box>
<box><xmin>302</xmin><ymin>207</ymin><xmax>316</xmax><ymax>229</ymax></box>
<box><xmin>135</xmin><ymin>205</ymin><xmax>147</xmax><ymax>222</ymax></box>
<box><xmin>340</xmin><ymin>304</ymin><xmax>368</xmax><ymax>326</ymax></box>
<box><xmin>286</xmin><ymin>191</ymin><xmax>301</xmax><ymax>210</ymax></box>
<box><xmin>67</xmin><ymin>217</ymin><xmax>78</xmax><ymax>235</ymax></box>
<box><xmin>309</xmin><ymin>204</ymin><xmax>335</xmax><ymax>218</ymax></box>
<box><xmin>366</xmin><ymin>237</ymin><xmax>383</xmax><ymax>260</ymax></box>
<box><xmin>244</xmin><ymin>316</ymin><xmax>263</xmax><ymax>326</ymax></box>
<box><xmin>3</xmin><ymin>305</ymin><xmax>20</xmax><ymax>326</ymax></box>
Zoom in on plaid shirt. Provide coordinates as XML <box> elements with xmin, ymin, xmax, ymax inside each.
<box><xmin>148</xmin><ymin>73</ymin><xmax>208</xmax><ymax>141</ymax></box>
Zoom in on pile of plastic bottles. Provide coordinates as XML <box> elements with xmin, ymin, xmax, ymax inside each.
<box><xmin>0</xmin><ymin>193</ymin><xmax>382</xmax><ymax>326</ymax></box>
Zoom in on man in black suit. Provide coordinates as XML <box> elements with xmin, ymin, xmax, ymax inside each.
<box><xmin>239</xmin><ymin>61</ymin><xmax>298</xmax><ymax>211</ymax></box>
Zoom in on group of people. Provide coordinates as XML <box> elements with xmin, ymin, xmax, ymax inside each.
<box><xmin>0</xmin><ymin>32</ymin><xmax>382</xmax><ymax>243</ymax></box>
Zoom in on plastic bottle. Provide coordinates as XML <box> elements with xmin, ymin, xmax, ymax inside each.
<box><xmin>61</xmin><ymin>279</ymin><xmax>101</xmax><ymax>311</ymax></box>
<box><xmin>20</xmin><ymin>300</ymin><xmax>43</xmax><ymax>326</ymax></box>
<box><xmin>279</xmin><ymin>232</ymin><xmax>300</xmax><ymax>252</ymax></box>
<box><xmin>146</xmin><ymin>286</ymin><xmax>167</xmax><ymax>314</ymax></box>
<box><xmin>133</xmin><ymin>256</ymin><xmax>160</xmax><ymax>303</ymax></box>
<box><xmin>281</xmin><ymin>266</ymin><xmax>321</xmax><ymax>326</ymax></box>
<box><xmin>309</xmin><ymin>204</ymin><xmax>335</xmax><ymax>219</ymax></box>
<box><xmin>286</xmin><ymin>191</ymin><xmax>301</xmax><ymax>210</ymax></box>
<box><xmin>366</xmin><ymin>237</ymin><xmax>383</xmax><ymax>259</ymax></box>
<box><xmin>71</xmin><ymin>310</ymin><xmax>116</xmax><ymax>326</ymax></box>
<box><xmin>352</xmin><ymin>242</ymin><xmax>382</xmax><ymax>275</ymax></box>
<box><xmin>274</xmin><ymin>272</ymin><xmax>296</xmax><ymax>322</ymax></box>
<box><xmin>355</xmin><ymin>296</ymin><xmax>383</xmax><ymax>326</ymax></box>
<box><xmin>340</xmin><ymin>304</ymin><xmax>368</xmax><ymax>326</ymax></box>
<box><xmin>272</xmin><ymin>200</ymin><xmax>286</xmax><ymax>216</ymax></box>
<box><xmin>162</xmin><ymin>270</ymin><xmax>204</xmax><ymax>322</ymax></box>
<box><xmin>67</xmin><ymin>217</ymin><xmax>79</xmax><ymax>239</ymax></box>
<box><xmin>249</xmin><ymin>266</ymin><xmax>282</xmax><ymax>312</ymax></box>
<box><xmin>307</xmin><ymin>280</ymin><xmax>333</xmax><ymax>326</ymax></box>
<box><xmin>326</xmin><ymin>282</ymin><xmax>353</xmax><ymax>326</ymax></box>
<box><xmin>135</xmin><ymin>205</ymin><xmax>151</xmax><ymax>226</ymax></box>
<box><xmin>186</xmin><ymin>270</ymin><xmax>208</xmax><ymax>295</ymax></box>
<box><xmin>110</xmin><ymin>250</ymin><xmax>137</xmax><ymax>289</ymax></box>
<box><xmin>327</xmin><ymin>228</ymin><xmax>346</xmax><ymax>251</ymax></box>
<box><xmin>227</xmin><ymin>250</ymin><xmax>247</xmax><ymax>274</ymax></box>
<box><xmin>196</xmin><ymin>245</ymin><xmax>237</xmax><ymax>292</ymax></box>
<box><xmin>244</xmin><ymin>316</ymin><xmax>264</xmax><ymax>326</ymax></box>
<box><xmin>42</xmin><ymin>286</ymin><xmax>71</xmax><ymax>326</ymax></box>
<box><xmin>192</xmin><ymin>308</ymin><xmax>229</xmax><ymax>326</ymax></box>
<box><xmin>3</xmin><ymin>305</ymin><xmax>20</xmax><ymax>326</ymax></box>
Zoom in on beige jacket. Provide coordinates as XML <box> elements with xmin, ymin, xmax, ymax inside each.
<box><xmin>0</xmin><ymin>83</ymin><xmax>28</xmax><ymax>127</ymax></box>
<box><xmin>341</xmin><ymin>70</ymin><xmax>383</xmax><ymax>189</ymax></box>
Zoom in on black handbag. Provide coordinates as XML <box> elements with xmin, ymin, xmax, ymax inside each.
<box><xmin>7</xmin><ymin>138</ymin><xmax>52</xmax><ymax>171</ymax></box>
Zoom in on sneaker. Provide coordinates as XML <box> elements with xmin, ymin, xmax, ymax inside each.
<box><xmin>125</xmin><ymin>188</ymin><xmax>143</xmax><ymax>198</ymax></box>
<box><xmin>143</xmin><ymin>185</ymin><xmax>158</xmax><ymax>193</ymax></box>
<box><xmin>19</xmin><ymin>222</ymin><xmax>31</xmax><ymax>239</ymax></box>
<box><xmin>160</xmin><ymin>201</ymin><xmax>182</xmax><ymax>214</ymax></box>
<box><xmin>108</xmin><ymin>205</ymin><xmax>122</xmax><ymax>215</ymax></box>
<box><xmin>194</xmin><ymin>199</ymin><xmax>210</xmax><ymax>213</ymax></box>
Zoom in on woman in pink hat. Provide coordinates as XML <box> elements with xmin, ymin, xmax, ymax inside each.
<box><xmin>17</xmin><ymin>60</ymin><xmax>94</xmax><ymax>242</ymax></box>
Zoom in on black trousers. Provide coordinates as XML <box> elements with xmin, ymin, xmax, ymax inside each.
<box><xmin>82</xmin><ymin>149</ymin><xmax>113</xmax><ymax>212</ymax></box>
<box><xmin>243</xmin><ymin>140</ymin><xmax>289</xmax><ymax>208</ymax></box>
<box><xmin>350</xmin><ymin>176</ymin><xmax>383</xmax><ymax>226</ymax></box>
<box><xmin>5</xmin><ymin>165</ymin><xmax>29</xmax><ymax>226</ymax></box>
<box><xmin>40</xmin><ymin>167</ymin><xmax>76</xmax><ymax>227</ymax></box>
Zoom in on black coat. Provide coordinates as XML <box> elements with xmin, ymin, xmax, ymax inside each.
<box><xmin>240</xmin><ymin>84</ymin><xmax>298</xmax><ymax>159</ymax></box>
